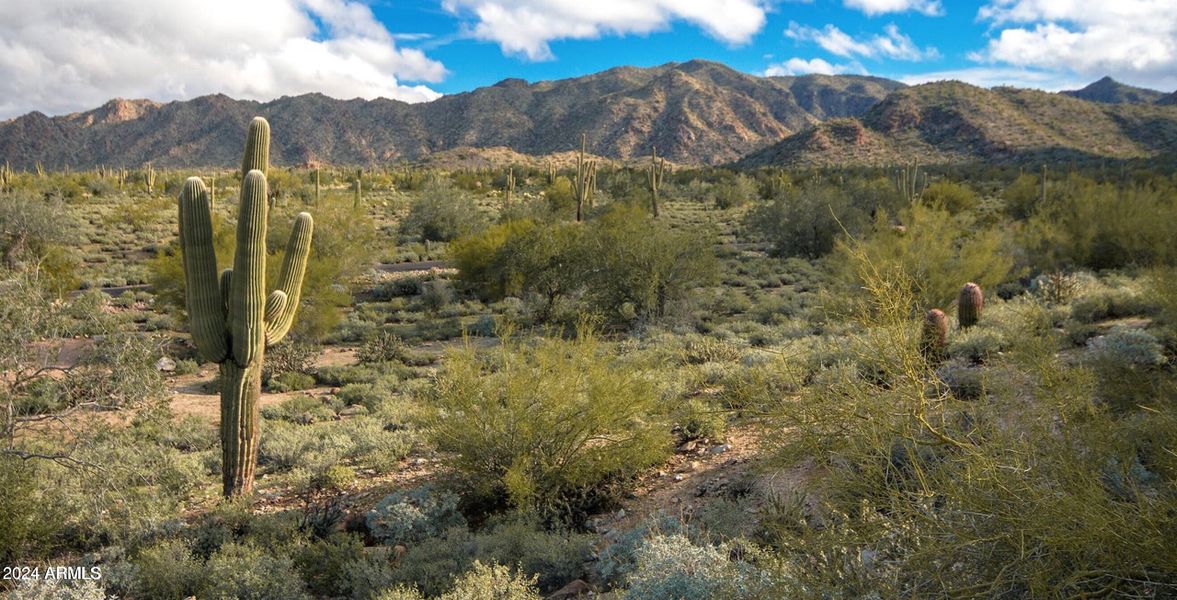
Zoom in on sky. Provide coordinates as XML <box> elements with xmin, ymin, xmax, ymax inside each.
<box><xmin>1</xmin><ymin>0</ymin><xmax>1174</xmax><ymax>120</ymax></box>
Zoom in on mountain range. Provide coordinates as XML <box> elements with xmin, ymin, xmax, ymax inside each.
<box><xmin>1</xmin><ymin>60</ymin><xmax>1175</xmax><ymax>170</ymax></box>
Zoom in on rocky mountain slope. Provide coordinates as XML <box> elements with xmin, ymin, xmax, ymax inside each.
<box><xmin>737</xmin><ymin>80</ymin><xmax>1177</xmax><ymax>168</ymax></box>
<box><xmin>1061</xmin><ymin>76</ymin><xmax>1166</xmax><ymax>105</ymax></box>
<box><xmin>0</xmin><ymin>60</ymin><xmax>901</xmax><ymax>169</ymax></box>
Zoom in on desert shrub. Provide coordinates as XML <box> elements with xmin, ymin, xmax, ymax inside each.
<box><xmin>712</xmin><ymin>173</ymin><xmax>759</xmax><ymax>209</ymax></box>
<box><xmin>832</xmin><ymin>203</ymin><xmax>1013</xmax><ymax>312</ymax></box>
<box><xmin>291</xmin><ymin>533</ymin><xmax>390</xmax><ymax>598</ymax></box>
<box><xmin>0</xmin><ymin>457</ymin><xmax>62</xmax><ymax>562</ymax></box>
<box><xmin>921</xmin><ymin>180</ymin><xmax>979</xmax><ymax>214</ymax></box>
<box><xmin>1069</xmin><ymin>287</ymin><xmax>1152</xmax><ymax>323</ymax></box>
<box><xmin>267</xmin><ymin>371</ymin><xmax>317</xmax><ymax>393</ymax></box>
<box><xmin>264</xmin><ymin>340</ymin><xmax>318</xmax><ymax>383</ymax></box>
<box><xmin>420</xmin><ymin>278</ymin><xmax>454</xmax><ymax>312</ymax></box>
<box><xmin>745</xmin><ymin>177</ymin><xmax>900</xmax><ymax>259</ymax></box>
<box><xmin>425</xmin><ymin>330</ymin><xmax>671</xmax><ymax>520</ymax></box>
<box><xmin>623</xmin><ymin>534</ymin><xmax>777</xmax><ymax>600</ymax></box>
<box><xmin>337</xmin><ymin>381</ymin><xmax>397</xmax><ymax>411</ymax></box>
<box><xmin>358</xmin><ymin>331</ymin><xmax>408</xmax><ymax>364</ymax></box>
<box><xmin>947</xmin><ymin>325</ymin><xmax>1005</xmax><ymax>364</ymax></box>
<box><xmin>315</xmin><ymin>364</ymin><xmax>380</xmax><ymax>387</ymax></box>
<box><xmin>452</xmin><ymin>205</ymin><xmax>716</xmax><ymax>323</ymax></box>
<box><xmin>261</xmin><ymin>394</ymin><xmax>336</xmax><ymax>423</ymax></box>
<box><xmin>676</xmin><ymin>398</ymin><xmax>727</xmax><ymax>442</ymax></box>
<box><xmin>439</xmin><ymin>561</ymin><xmax>542</xmax><ymax>600</ymax></box>
<box><xmin>400</xmin><ymin>178</ymin><xmax>487</xmax><ymax>242</ymax></box>
<box><xmin>173</xmin><ymin>358</ymin><xmax>200</xmax><ymax>375</ymax></box>
<box><xmin>1022</xmin><ymin>174</ymin><xmax>1177</xmax><ymax>270</ymax></box>
<box><xmin>132</xmin><ymin>538</ymin><xmax>204</xmax><ymax>599</ymax></box>
<box><xmin>1087</xmin><ymin>328</ymin><xmax>1166</xmax><ymax>368</ymax></box>
<box><xmin>681</xmin><ymin>334</ymin><xmax>743</xmax><ymax>364</ymax></box>
<box><xmin>200</xmin><ymin>542</ymin><xmax>311</xmax><ymax>600</ymax></box>
<box><xmin>367</xmin><ymin>485</ymin><xmax>466</xmax><ymax>546</ymax></box>
<box><xmin>7</xmin><ymin>579</ymin><xmax>107</xmax><ymax>600</ymax></box>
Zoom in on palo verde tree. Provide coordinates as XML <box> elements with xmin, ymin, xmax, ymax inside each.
<box><xmin>178</xmin><ymin>117</ymin><xmax>314</xmax><ymax>496</ymax></box>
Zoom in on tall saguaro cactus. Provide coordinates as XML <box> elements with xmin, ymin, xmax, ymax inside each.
<box><xmin>573</xmin><ymin>133</ymin><xmax>596</xmax><ymax>222</ymax></box>
<box><xmin>647</xmin><ymin>147</ymin><xmax>666</xmax><ymax>218</ymax></box>
<box><xmin>178</xmin><ymin>117</ymin><xmax>314</xmax><ymax>497</ymax></box>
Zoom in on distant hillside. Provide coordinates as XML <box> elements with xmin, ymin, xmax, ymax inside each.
<box><xmin>1061</xmin><ymin>76</ymin><xmax>1165</xmax><ymax>105</ymax></box>
<box><xmin>0</xmin><ymin>61</ymin><xmax>902</xmax><ymax>169</ymax></box>
<box><xmin>737</xmin><ymin>80</ymin><xmax>1177</xmax><ymax>168</ymax></box>
<box><xmin>1158</xmin><ymin>91</ymin><xmax>1177</xmax><ymax>106</ymax></box>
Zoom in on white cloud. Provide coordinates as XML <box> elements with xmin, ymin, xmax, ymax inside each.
<box><xmin>786</xmin><ymin>22</ymin><xmax>938</xmax><ymax>61</ymax></box>
<box><xmin>897</xmin><ymin>67</ymin><xmax>1083</xmax><ymax>91</ymax></box>
<box><xmin>0</xmin><ymin>0</ymin><xmax>447</xmax><ymax>119</ymax></box>
<box><xmin>843</xmin><ymin>0</ymin><xmax>944</xmax><ymax>17</ymax></box>
<box><xmin>765</xmin><ymin>58</ymin><xmax>868</xmax><ymax>76</ymax></box>
<box><xmin>973</xmin><ymin>0</ymin><xmax>1177</xmax><ymax>90</ymax></box>
<box><xmin>441</xmin><ymin>0</ymin><xmax>769</xmax><ymax>61</ymax></box>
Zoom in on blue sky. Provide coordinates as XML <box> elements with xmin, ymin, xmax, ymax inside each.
<box><xmin>0</xmin><ymin>0</ymin><xmax>1174</xmax><ymax>119</ymax></box>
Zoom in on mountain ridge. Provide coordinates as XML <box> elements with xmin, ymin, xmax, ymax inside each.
<box><xmin>0</xmin><ymin>60</ymin><xmax>902</xmax><ymax>169</ymax></box>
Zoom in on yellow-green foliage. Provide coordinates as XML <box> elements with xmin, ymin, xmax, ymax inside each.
<box><xmin>919</xmin><ymin>180</ymin><xmax>979</xmax><ymax>214</ymax></box>
<box><xmin>834</xmin><ymin>202</ymin><xmax>1012</xmax><ymax>312</ymax></box>
<box><xmin>1023</xmin><ymin>173</ymin><xmax>1177</xmax><ymax>270</ymax></box>
<box><xmin>424</xmin><ymin>329</ymin><xmax>671</xmax><ymax>514</ymax></box>
<box><xmin>768</xmin><ymin>240</ymin><xmax>1177</xmax><ymax>598</ymax></box>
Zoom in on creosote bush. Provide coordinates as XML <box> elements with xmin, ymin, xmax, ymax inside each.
<box><xmin>424</xmin><ymin>328</ymin><xmax>671</xmax><ymax>521</ymax></box>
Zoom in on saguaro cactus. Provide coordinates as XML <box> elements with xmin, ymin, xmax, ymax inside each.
<box><xmin>647</xmin><ymin>147</ymin><xmax>666</xmax><ymax>218</ymax></box>
<box><xmin>573</xmin><ymin>133</ymin><xmax>596</xmax><ymax>222</ymax></box>
<box><xmin>957</xmin><ymin>282</ymin><xmax>983</xmax><ymax>329</ymax></box>
<box><xmin>504</xmin><ymin>167</ymin><xmax>515</xmax><ymax>208</ymax></box>
<box><xmin>178</xmin><ymin>116</ymin><xmax>314</xmax><ymax>497</ymax></box>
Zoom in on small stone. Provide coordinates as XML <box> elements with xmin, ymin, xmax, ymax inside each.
<box><xmin>677</xmin><ymin>440</ymin><xmax>698</xmax><ymax>453</ymax></box>
<box><xmin>548</xmin><ymin>579</ymin><xmax>592</xmax><ymax>599</ymax></box>
<box><xmin>708</xmin><ymin>444</ymin><xmax>731</xmax><ymax>455</ymax></box>
<box><xmin>614</xmin><ymin>508</ymin><xmax>626</xmax><ymax>520</ymax></box>
<box><xmin>673</xmin><ymin>474</ymin><xmax>685</xmax><ymax>482</ymax></box>
<box><xmin>155</xmin><ymin>357</ymin><xmax>176</xmax><ymax>372</ymax></box>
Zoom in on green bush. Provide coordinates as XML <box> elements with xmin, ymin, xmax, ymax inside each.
<box><xmin>425</xmin><ymin>331</ymin><xmax>672</xmax><ymax>519</ymax></box>
<box><xmin>381</xmin><ymin>561</ymin><xmax>541</xmax><ymax>600</ymax></box>
<box><xmin>267</xmin><ymin>371</ymin><xmax>318</xmax><ymax>393</ymax></box>
<box><xmin>133</xmin><ymin>538</ymin><xmax>204</xmax><ymax>599</ymax></box>
<box><xmin>399</xmin><ymin>178</ymin><xmax>487</xmax><ymax>243</ymax></box>
<box><xmin>623</xmin><ymin>534</ymin><xmax>777</xmax><ymax>600</ymax></box>
<box><xmin>200</xmin><ymin>543</ymin><xmax>311</xmax><ymax>600</ymax></box>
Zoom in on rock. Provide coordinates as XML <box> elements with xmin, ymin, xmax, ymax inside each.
<box><xmin>676</xmin><ymin>461</ymin><xmax>701</xmax><ymax>473</ymax></box>
<box><xmin>155</xmin><ymin>357</ymin><xmax>176</xmax><ymax>372</ymax></box>
<box><xmin>673</xmin><ymin>474</ymin><xmax>685</xmax><ymax>482</ymax></box>
<box><xmin>547</xmin><ymin>579</ymin><xmax>592</xmax><ymax>599</ymax></box>
<box><xmin>614</xmin><ymin>508</ymin><xmax>626</xmax><ymax>520</ymax></box>
<box><xmin>677</xmin><ymin>440</ymin><xmax>698</xmax><ymax>453</ymax></box>
<box><xmin>708</xmin><ymin>444</ymin><xmax>731</xmax><ymax>455</ymax></box>
<box><xmin>339</xmin><ymin>405</ymin><xmax>368</xmax><ymax>417</ymax></box>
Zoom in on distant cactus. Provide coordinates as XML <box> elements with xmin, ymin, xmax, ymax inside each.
<box><xmin>573</xmin><ymin>133</ymin><xmax>597</xmax><ymax>222</ymax></box>
<box><xmin>958</xmin><ymin>282</ymin><xmax>983</xmax><ymax>329</ymax></box>
<box><xmin>314</xmin><ymin>168</ymin><xmax>321</xmax><ymax>205</ymax></box>
<box><xmin>0</xmin><ymin>161</ymin><xmax>10</xmax><ymax>191</ymax></box>
<box><xmin>354</xmin><ymin>168</ymin><xmax>363</xmax><ymax>209</ymax></box>
<box><xmin>504</xmin><ymin>167</ymin><xmax>515</xmax><ymax>207</ymax></box>
<box><xmin>647</xmin><ymin>147</ymin><xmax>666</xmax><ymax>218</ymax></box>
<box><xmin>546</xmin><ymin>161</ymin><xmax>556</xmax><ymax>185</ymax></box>
<box><xmin>921</xmin><ymin>309</ymin><xmax>948</xmax><ymax>361</ymax></box>
<box><xmin>896</xmin><ymin>161</ymin><xmax>923</xmax><ymax>203</ymax></box>
<box><xmin>178</xmin><ymin>116</ymin><xmax>313</xmax><ymax>497</ymax></box>
<box><xmin>144</xmin><ymin>163</ymin><xmax>156</xmax><ymax>195</ymax></box>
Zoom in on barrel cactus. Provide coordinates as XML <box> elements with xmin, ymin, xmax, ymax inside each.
<box><xmin>920</xmin><ymin>309</ymin><xmax>948</xmax><ymax>361</ymax></box>
<box><xmin>178</xmin><ymin>116</ymin><xmax>313</xmax><ymax>496</ymax></box>
<box><xmin>957</xmin><ymin>282</ymin><xmax>983</xmax><ymax>329</ymax></box>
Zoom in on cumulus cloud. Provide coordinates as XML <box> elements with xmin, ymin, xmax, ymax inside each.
<box><xmin>786</xmin><ymin>22</ymin><xmax>938</xmax><ymax>61</ymax></box>
<box><xmin>0</xmin><ymin>0</ymin><xmax>447</xmax><ymax>119</ymax></box>
<box><xmin>765</xmin><ymin>58</ymin><xmax>868</xmax><ymax>76</ymax></box>
<box><xmin>843</xmin><ymin>0</ymin><xmax>944</xmax><ymax>17</ymax></box>
<box><xmin>441</xmin><ymin>0</ymin><xmax>769</xmax><ymax>61</ymax></box>
<box><xmin>972</xmin><ymin>0</ymin><xmax>1177</xmax><ymax>90</ymax></box>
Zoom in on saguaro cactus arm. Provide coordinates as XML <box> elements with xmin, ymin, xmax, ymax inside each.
<box><xmin>178</xmin><ymin>177</ymin><xmax>228</xmax><ymax>363</ymax></box>
<box><xmin>264</xmin><ymin>212</ymin><xmax>314</xmax><ymax>345</ymax></box>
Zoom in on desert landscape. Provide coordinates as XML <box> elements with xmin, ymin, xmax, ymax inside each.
<box><xmin>3</xmin><ymin>2</ymin><xmax>1177</xmax><ymax>599</ymax></box>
